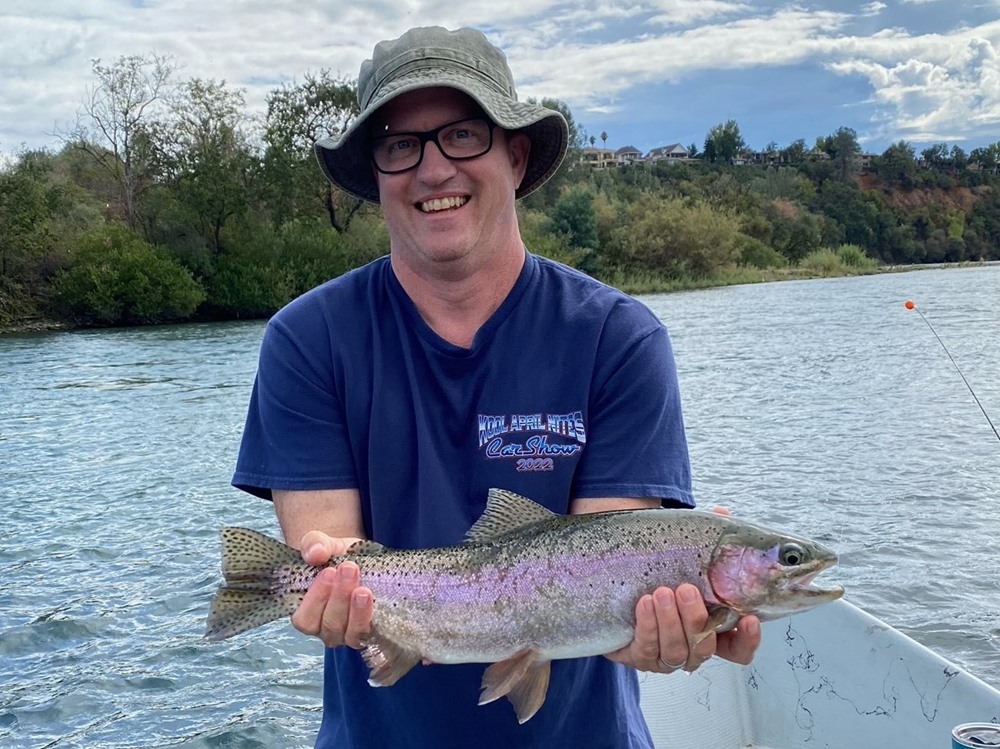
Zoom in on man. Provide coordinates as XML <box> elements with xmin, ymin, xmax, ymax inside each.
<box><xmin>233</xmin><ymin>25</ymin><xmax>760</xmax><ymax>748</ymax></box>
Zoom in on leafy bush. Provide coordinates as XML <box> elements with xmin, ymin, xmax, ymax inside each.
<box><xmin>800</xmin><ymin>246</ymin><xmax>879</xmax><ymax>276</ymax></box>
<box><xmin>276</xmin><ymin>220</ymin><xmax>353</xmax><ymax>297</ymax></box>
<box><xmin>518</xmin><ymin>208</ymin><xmax>585</xmax><ymax>269</ymax></box>
<box><xmin>51</xmin><ymin>224</ymin><xmax>205</xmax><ymax>325</ymax></box>
<box><xmin>340</xmin><ymin>214</ymin><xmax>389</xmax><ymax>268</ymax></box>
<box><xmin>836</xmin><ymin>244</ymin><xmax>878</xmax><ymax>270</ymax></box>
<box><xmin>799</xmin><ymin>249</ymin><xmax>843</xmax><ymax>276</ymax></box>
<box><xmin>739</xmin><ymin>237</ymin><xmax>787</xmax><ymax>268</ymax></box>
<box><xmin>608</xmin><ymin>194</ymin><xmax>742</xmax><ymax>278</ymax></box>
<box><xmin>550</xmin><ymin>187</ymin><xmax>598</xmax><ymax>249</ymax></box>
<box><xmin>205</xmin><ymin>257</ymin><xmax>293</xmax><ymax>318</ymax></box>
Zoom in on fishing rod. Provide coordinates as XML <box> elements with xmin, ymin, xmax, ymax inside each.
<box><xmin>905</xmin><ymin>299</ymin><xmax>1000</xmax><ymax>443</ymax></box>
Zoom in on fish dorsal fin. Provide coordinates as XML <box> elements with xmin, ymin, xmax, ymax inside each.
<box><xmin>464</xmin><ymin>489</ymin><xmax>557</xmax><ymax>543</ymax></box>
<box><xmin>347</xmin><ymin>540</ymin><xmax>386</xmax><ymax>555</ymax></box>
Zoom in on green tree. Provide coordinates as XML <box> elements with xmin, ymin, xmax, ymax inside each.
<box><xmin>876</xmin><ymin>141</ymin><xmax>918</xmax><ymax>187</ymax></box>
<box><xmin>921</xmin><ymin>143</ymin><xmax>950</xmax><ymax>171</ymax></box>
<box><xmin>703</xmin><ymin>120</ymin><xmax>745</xmax><ymax>164</ymax></box>
<box><xmin>68</xmin><ymin>54</ymin><xmax>176</xmax><ymax>230</ymax></box>
<box><xmin>165</xmin><ymin>78</ymin><xmax>252</xmax><ymax>253</ymax></box>
<box><xmin>0</xmin><ymin>160</ymin><xmax>50</xmax><ymax>281</ymax></box>
<box><xmin>828</xmin><ymin>127</ymin><xmax>860</xmax><ymax>182</ymax></box>
<box><xmin>521</xmin><ymin>98</ymin><xmax>586</xmax><ymax>210</ymax></box>
<box><xmin>950</xmin><ymin>145</ymin><xmax>968</xmax><ymax>171</ymax></box>
<box><xmin>970</xmin><ymin>142</ymin><xmax>1000</xmax><ymax>174</ymax></box>
<box><xmin>263</xmin><ymin>70</ymin><xmax>362</xmax><ymax>231</ymax></box>
<box><xmin>764</xmin><ymin>201</ymin><xmax>824</xmax><ymax>263</ymax></box>
<box><xmin>550</xmin><ymin>187</ymin><xmax>598</xmax><ymax>250</ymax></box>
<box><xmin>781</xmin><ymin>139</ymin><xmax>808</xmax><ymax>165</ymax></box>
<box><xmin>814</xmin><ymin>180</ymin><xmax>881</xmax><ymax>251</ymax></box>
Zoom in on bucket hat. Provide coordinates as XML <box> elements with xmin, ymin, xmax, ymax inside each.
<box><xmin>314</xmin><ymin>26</ymin><xmax>569</xmax><ymax>203</ymax></box>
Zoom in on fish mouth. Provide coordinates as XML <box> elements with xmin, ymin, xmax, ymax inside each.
<box><xmin>778</xmin><ymin>559</ymin><xmax>844</xmax><ymax>602</ymax></box>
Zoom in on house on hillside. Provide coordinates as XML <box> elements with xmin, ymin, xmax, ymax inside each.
<box><xmin>646</xmin><ymin>143</ymin><xmax>691</xmax><ymax>162</ymax></box>
<box><xmin>581</xmin><ymin>146</ymin><xmax>616</xmax><ymax>168</ymax></box>
<box><xmin>615</xmin><ymin>145</ymin><xmax>643</xmax><ymax>164</ymax></box>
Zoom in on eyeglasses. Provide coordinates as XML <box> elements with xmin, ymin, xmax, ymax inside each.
<box><xmin>370</xmin><ymin>117</ymin><xmax>496</xmax><ymax>174</ymax></box>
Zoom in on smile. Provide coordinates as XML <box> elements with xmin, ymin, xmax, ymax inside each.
<box><xmin>419</xmin><ymin>196</ymin><xmax>469</xmax><ymax>213</ymax></box>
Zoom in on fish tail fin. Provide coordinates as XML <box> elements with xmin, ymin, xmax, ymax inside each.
<box><xmin>204</xmin><ymin>588</ymin><xmax>302</xmax><ymax>641</ymax></box>
<box><xmin>204</xmin><ymin>527</ymin><xmax>309</xmax><ymax>641</ymax></box>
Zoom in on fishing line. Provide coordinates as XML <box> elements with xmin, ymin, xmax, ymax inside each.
<box><xmin>905</xmin><ymin>300</ymin><xmax>1000</xmax><ymax>443</ymax></box>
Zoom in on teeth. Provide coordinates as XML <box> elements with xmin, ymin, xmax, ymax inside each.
<box><xmin>420</xmin><ymin>196</ymin><xmax>468</xmax><ymax>212</ymax></box>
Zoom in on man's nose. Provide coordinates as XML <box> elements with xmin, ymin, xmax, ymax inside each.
<box><xmin>416</xmin><ymin>139</ymin><xmax>457</xmax><ymax>180</ymax></box>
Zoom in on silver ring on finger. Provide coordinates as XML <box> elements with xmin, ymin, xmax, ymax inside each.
<box><xmin>657</xmin><ymin>656</ymin><xmax>686</xmax><ymax>671</ymax></box>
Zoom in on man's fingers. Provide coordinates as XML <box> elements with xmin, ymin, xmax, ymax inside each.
<box><xmin>631</xmin><ymin>595</ymin><xmax>661</xmax><ymax>664</ymax></box>
<box><xmin>291</xmin><ymin>567</ymin><xmax>338</xmax><ymax>636</ymax></box>
<box><xmin>716</xmin><ymin>615</ymin><xmax>761</xmax><ymax>665</ymax></box>
<box><xmin>344</xmin><ymin>587</ymin><xmax>374</xmax><ymax>649</ymax></box>
<box><xmin>651</xmin><ymin>588</ymin><xmax>688</xmax><ymax>670</ymax></box>
<box><xmin>674</xmin><ymin>583</ymin><xmax>717</xmax><ymax>670</ymax></box>
<box><xmin>315</xmin><ymin>562</ymin><xmax>361</xmax><ymax>647</ymax></box>
<box><xmin>298</xmin><ymin>531</ymin><xmax>358</xmax><ymax>565</ymax></box>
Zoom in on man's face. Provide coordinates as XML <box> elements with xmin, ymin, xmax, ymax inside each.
<box><xmin>371</xmin><ymin>87</ymin><xmax>530</xmax><ymax>272</ymax></box>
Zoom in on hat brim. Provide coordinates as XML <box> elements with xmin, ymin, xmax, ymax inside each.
<box><xmin>314</xmin><ymin>68</ymin><xmax>568</xmax><ymax>204</ymax></box>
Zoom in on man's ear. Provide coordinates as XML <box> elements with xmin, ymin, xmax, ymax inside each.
<box><xmin>507</xmin><ymin>131</ymin><xmax>531</xmax><ymax>188</ymax></box>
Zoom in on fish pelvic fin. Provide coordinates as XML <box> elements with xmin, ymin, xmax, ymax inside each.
<box><xmin>479</xmin><ymin>650</ymin><xmax>552</xmax><ymax>724</ymax></box>
<box><xmin>464</xmin><ymin>489</ymin><xmax>557</xmax><ymax>543</ymax></box>
<box><xmin>204</xmin><ymin>527</ymin><xmax>310</xmax><ymax>641</ymax></box>
<box><xmin>362</xmin><ymin>631</ymin><xmax>422</xmax><ymax>687</ymax></box>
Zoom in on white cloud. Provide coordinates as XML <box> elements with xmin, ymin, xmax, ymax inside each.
<box><xmin>506</xmin><ymin>7</ymin><xmax>851</xmax><ymax>108</ymax></box>
<box><xmin>646</xmin><ymin>0</ymin><xmax>751</xmax><ymax>27</ymax></box>
<box><xmin>2</xmin><ymin>1</ymin><xmax>1000</xmax><ymax>154</ymax></box>
<box><xmin>827</xmin><ymin>28</ymin><xmax>1000</xmax><ymax>143</ymax></box>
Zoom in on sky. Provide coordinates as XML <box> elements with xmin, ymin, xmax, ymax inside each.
<box><xmin>2</xmin><ymin>0</ymin><xmax>1000</xmax><ymax>160</ymax></box>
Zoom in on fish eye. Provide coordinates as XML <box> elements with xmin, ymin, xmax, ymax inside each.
<box><xmin>778</xmin><ymin>543</ymin><xmax>808</xmax><ymax>566</ymax></box>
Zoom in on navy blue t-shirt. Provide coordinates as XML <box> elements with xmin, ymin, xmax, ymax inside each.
<box><xmin>233</xmin><ymin>253</ymin><xmax>693</xmax><ymax>749</ymax></box>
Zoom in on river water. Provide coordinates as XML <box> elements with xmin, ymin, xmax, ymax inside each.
<box><xmin>2</xmin><ymin>265</ymin><xmax>998</xmax><ymax>747</ymax></box>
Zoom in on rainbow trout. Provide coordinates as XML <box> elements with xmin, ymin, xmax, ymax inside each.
<box><xmin>205</xmin><ymin>489</ymin><xmax>843</xmax><ymax>722</ymax></box>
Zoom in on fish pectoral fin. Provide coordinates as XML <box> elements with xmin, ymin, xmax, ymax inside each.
<box><xmin>479</xmin><ymin>650</ymin><xmax>551</xmax><ymax>724</ymax></box>
<box><xmin>361</xmin><ymin>632</ymin><xmax>421</xmax><ymax>687</ymax></box>
<box><xmin>691</xmin><ymin>606</ymin><xmax>742</xmax><ymax>646</ymax></box>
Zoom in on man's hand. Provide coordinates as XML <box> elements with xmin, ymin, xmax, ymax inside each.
<box><xmin>289</xmin><ymin>531</ymin><xmax>375</xmax><ymax>649</ymax></box>
<box><xmin>606</xmin><ymin>583</ymin><xmax>760</xmax><ymax>673</ymax></box>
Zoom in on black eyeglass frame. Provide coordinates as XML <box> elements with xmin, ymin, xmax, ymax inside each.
<box><xmin>369</xmin><ymin>117</ymin><xmax>498</xmax><ymax>175</ymax></box>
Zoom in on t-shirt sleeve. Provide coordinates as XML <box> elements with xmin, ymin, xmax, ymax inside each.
<box><xmin>571</xmin><ymin>312</ymin><xmax>694</xmax><ymax>508</ymax></box>
<box><xmin>232</xmin><ymin>315</ymin><xmax>357</xmax><ymax>500</ymax></box>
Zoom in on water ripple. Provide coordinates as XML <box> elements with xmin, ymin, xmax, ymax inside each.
<box><xmin>2</xmin><ymin>270</ymin><xmax>999</xmax><ymax>746</ymax></box>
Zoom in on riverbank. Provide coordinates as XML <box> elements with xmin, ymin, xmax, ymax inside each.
<box><xmin>2</xmin><ymin>259</ymin><xmax>994</xmax><ymax>336</ymax></box>
<box><xmin>0</xmin><ymin>317</ymin><xmax>69</xmax><ymax>335</ymax></box>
